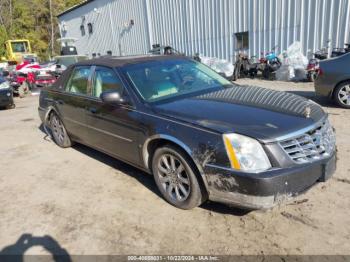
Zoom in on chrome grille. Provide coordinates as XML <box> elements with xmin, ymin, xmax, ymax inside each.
<box><xmin>279</xmin><ymin>119</ymin><xmax>336</xmax><ymax>164</ymax></box>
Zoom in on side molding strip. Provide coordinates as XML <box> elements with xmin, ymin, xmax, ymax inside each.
<box><xmin>65</xmin><ymin>117</ymin><xmax>133</xmax><ymax>143</ymax></box>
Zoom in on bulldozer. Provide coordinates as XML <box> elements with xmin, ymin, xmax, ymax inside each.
<box><xmin>1</xmin><ymin>39</ymin><xmax>38</xmax><ymax>65</ymax></box>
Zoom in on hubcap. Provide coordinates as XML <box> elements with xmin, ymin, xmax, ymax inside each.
<box><xmin>338</xmin><ymin>85</ymin><xmax>350</xmax><ymax>106</ymax></box>
<box><xmin>157</xmin><ymin>154</ymin><xmax>190</xmax><ymax>202</ymax></box>
<box><xmin>51</xmin><ymin>115</ymin><xmax>65</xmax><ymax>144</ymax></box>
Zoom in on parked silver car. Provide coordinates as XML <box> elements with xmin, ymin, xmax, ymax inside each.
<box><xmin>315</xmin><ymin>53</ymin><xmax>350</xmax><ymax>108</ymax></box>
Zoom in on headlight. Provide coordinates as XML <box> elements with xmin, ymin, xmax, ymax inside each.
<box><xmin>7</xmin><ymin>92</ymin><xmax>11</xmax><ymax>97</ymax></box>
<box><xmin>223</xmin><ymin>133</ymin><xmax>271</xmax><ymax>173</ymax></box>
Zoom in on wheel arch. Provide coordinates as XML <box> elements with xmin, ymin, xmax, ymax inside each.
<box><xmin>43</xmin><ymin>106</ymin><xmax>59</xmax><ymax>126</ymax></box>
<box><xmin>143</xmin><ymin>135</ymin><xmax>209</xmax><ymax>194</ymax></box>
<box><xmin>332</xmin><ymin>79</ymin><xmax>350</xmax><ymax>98</ymax></box>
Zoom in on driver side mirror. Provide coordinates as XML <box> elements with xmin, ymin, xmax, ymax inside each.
<box><xmin>100</xmin><ymin>90</ymin><xmax>128</xmax><ymax>105</ymax></box>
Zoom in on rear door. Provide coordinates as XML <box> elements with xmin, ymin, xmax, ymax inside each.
<box><xmin>85</xmin><ymin>66</ymin><xmax>142</xmax><ymax>165</ymax></box>
<box><xmin>54</xmin><ymin>65</ymin><xmax>93</xmax><ymax>143</ymax></box>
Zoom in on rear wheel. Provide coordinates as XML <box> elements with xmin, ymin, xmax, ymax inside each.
<box><xmin>308</xmin><ymin>72</ymin><xmax>317</xmax><ymax>82</ymax></box>
<box><xmin>263</xmin><ymin>66</ymin><xmax>270</xmax><ymax>79</ymax></box>
<box><xmin>49</xmin><ymin>112</ymin><xmax>72</xmax><ymax>148</ymax></box>
<box><xmin>152</xmin><ymin>145</ymin><xmax>204</xmax><ymax>209</ymax></box>
<box><xmin>334</xmin><ymin>82</ymin><xmax>350</xmax><ymax>109</ymax></box>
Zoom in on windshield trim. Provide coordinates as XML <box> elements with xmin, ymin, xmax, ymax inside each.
<box><xmin>146</xmin><ymin>84</ymin><xmax>233</xmax><ymax>105</ymax></box>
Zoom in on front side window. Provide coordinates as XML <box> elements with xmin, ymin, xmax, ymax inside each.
<box><xmin>92</xmin><ymin>67</ymin><xmax>123</xmax><ymax>98</ymax></box>
<box><xmin>122</xmin><ymin>59</ymin><xmax>231</xmax><ymax>102</ymax></box>
<box><xmin>11</xmin><ymin>42</ymin><xmax>29</xmax><ymax>53</ymax></box>
<box><xmin>66</xmin><ymin>66</ymin><xmax>91</xmax><ymax>95</ymax></box>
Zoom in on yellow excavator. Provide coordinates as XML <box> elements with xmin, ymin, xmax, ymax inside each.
<box><xmin>1</xmin><ymin>39</ymin><xmax>38</xmax><ymax>65</ymax></box>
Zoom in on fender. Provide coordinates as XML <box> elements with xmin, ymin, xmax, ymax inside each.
<box><xmin>142</xmin><ymin>134</ymin><xmax>209</xmax><ymax>188</ymax></box>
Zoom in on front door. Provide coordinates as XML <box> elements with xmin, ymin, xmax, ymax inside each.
<box><xmin>85</xmin><ymin>66</ymin><xmax>142</xmax><ymax>165</ymax></box>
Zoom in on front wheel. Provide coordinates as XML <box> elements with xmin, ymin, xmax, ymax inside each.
<box><xmin>6</xmin><ymin>104</ymin><xmax>15</xmax><ymax>110</ymax></box>
<box><xmin>334</xmin><ymin>82</ymin><xmax>350</xmax><ymax>109</ymax></box>
<box><xmin>152</xmin><ymin>146</ymin><xmax>205</xmax><ymax>209</ymax></box>
<box><xmin>307</xmin><ymin>72</ymin><xmax>317</xmax><ymax>82</ymax></box>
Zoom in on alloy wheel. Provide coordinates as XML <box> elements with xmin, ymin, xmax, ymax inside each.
<box><xmin>51</xmin><ymin>115</ymin><xmax>66</xmax><ymax>144</ymax></box>
<box><xmin>157</xmin><ymin>154</ymin><xmax>191</xmax><ymax>202</ymax></box>
<box><xmin>337</xmin><ymin>85</ymin><xmax>350</xmax><ymax>106</ymax></box>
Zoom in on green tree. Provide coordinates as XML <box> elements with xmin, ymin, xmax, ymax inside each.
<box><xmin>0</xmin><ymin>25</ymin><xmax>8</xmax><ymax>58</ymax></box>
<box><xmin>0</xmin><ymin>0</ymin><xmax>82</xmax><ymax>61</ymax></box>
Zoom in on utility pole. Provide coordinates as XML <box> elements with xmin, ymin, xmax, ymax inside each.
<box><xmin>49</xmin><ymin>0</ymin><xmax>54</xmax><ymax>57</ymax></box>
<box><xmin>9</xmin><ymin>0</ymin><xmax>13</xmax><ymax>36</ymax></box>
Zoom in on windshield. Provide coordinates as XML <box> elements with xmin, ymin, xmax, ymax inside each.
<box><xmin>0</xmin><ymin>78</ymin><xmax>10</xmax><ymax>90</ymax></box>
<box><xmin>55</xmin><ymin>56</ymin><xmax>87</xmax><ymax>67</ymax></box>
<box><xmin>122</xmin><ymin>59</ymin><xmax>231</xmax><ymax>102</ymax></box>
<box><xmin>11</xmin><ymin>42</ymin><xmax>29</xmax><ymax>53</ymax></box>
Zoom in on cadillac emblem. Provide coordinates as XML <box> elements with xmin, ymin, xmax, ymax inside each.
<box><xmin>304</xmin><ymin>106</ymin><xmax>311</xmax><ymax>118</ymax></box>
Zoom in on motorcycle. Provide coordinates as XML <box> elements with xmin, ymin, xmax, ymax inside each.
<box><xmin>232</xmin><ymin>53</ymin><xmax>259</xmax><ymax>81</ymax></box>
<box><xmin>307</xmin><ymin>47</ymin><xmax>329</xmax><ymax>82</ymax></box>
<box><xmin>331</xmin><ymin>43</ymin><xmax>350</xmax><ymax>58</ymax></box>
<box><xmin>259</xmin><ymin>47</ymin><xmax>282</xmax><ymax>80</ymax></box>
<box><xmin>306</xmin><ymin>58</ymin><xmax>320</xmax><ymax>82</ymax></box>
<box><xmin>306</xmin><ymin>43</ymin><xmax>350</xmax><ymax>82</ymax></box>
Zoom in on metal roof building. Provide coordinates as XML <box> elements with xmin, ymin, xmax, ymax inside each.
<box><xmin>58</xmin><ymin>0</ymin><xmax>350</xmax><ymax>61</ymax></box>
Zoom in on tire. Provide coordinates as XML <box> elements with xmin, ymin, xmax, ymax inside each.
<box><xmin>152</xmin><ymin>145</ymin><xmax>205</xmax><ymax>209</ymax></box>
<box><xmin>6</xmin><ymin>104</ymin><xmax>15</xmax><ymax>110</ymax></box>
<box><xmin>232</xmin><ymin>66</ymin><xmax>239</xmax><ymax>81</ymax></box>
<box><xmin>49</xmin><ymin>112</ymin><xmax>72</xmax><ymax>148</ymax></box>
<box><xmin>263</xmin><ymin>67</ymin><xmax>270</xmax><ymax>79</ymax></box>
<box><xmin>307</xmin><ymin>72</ymin><xmax>316</xmax><ymax>82</ymax></box>
<box><xmin>334</xmin><ymin>82</ymin><xmax>350</xmax><ymax>109</ymax></box>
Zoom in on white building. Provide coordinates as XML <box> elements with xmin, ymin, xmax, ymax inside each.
<box><xmin>58</xmin><ymin>0</ymin><xmax>350</xmax><ymax>61</ymax></box>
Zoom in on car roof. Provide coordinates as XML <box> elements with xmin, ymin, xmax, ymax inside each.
<box><xmin>74</xmin><ymin>54</ymin><xmax>189</xmax><ymax>68</ymax></box>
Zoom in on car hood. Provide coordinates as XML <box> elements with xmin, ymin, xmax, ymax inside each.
<box><xmin>153</xmin><ymin>85</ymin><xmax>326</xmax><ymax>142</ymax></box>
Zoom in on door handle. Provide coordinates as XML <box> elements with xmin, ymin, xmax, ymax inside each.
<box><xmin>88</xmin><ymin>107</ymin><xmax>97</xmax><ymax>114</ymax></box>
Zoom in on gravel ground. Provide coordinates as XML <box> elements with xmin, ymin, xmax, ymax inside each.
<box><xmin>0</xmin><ymin>80</ymin><xmax>349</xmax><ymax>256</ymax></box>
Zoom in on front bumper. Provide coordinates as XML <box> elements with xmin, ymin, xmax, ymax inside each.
<box><xmin>205</xmin><ymin>152</ymin><xmax>336</xmax><ymax>209</ymax></box>
<box><xmin>0</xmin><ymin>91</ymin><xmax>14</xmax><ymax>107</ymax></box>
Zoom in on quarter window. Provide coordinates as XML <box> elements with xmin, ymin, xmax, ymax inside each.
<box><xmin>66</xmin><ymin>66</ymin><xmax>92</xmax><ymax>95</ymax></box>
<box><xmin>92</xmin><ymin>67</ymin><xmax>123</xmax><ymax>98</ymax></box>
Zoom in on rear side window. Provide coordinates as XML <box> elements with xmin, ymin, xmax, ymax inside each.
<box><xmin>66</xmin><ymin>66</ymin><xmax>91</xmax><ymax>95</ymax></box>
<box><xmin>92</xmin><ymin>67</ymin><xmax>123</xmax><ymax>98</ymax></box>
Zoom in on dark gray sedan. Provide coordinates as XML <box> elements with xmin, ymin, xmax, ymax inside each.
<box><xmin>39</xmin><ymin>55</ymin><xmax>337</xmax><ymax>210</ymax></box>
<box><xmin>0</xmin><ymin>77</ymin><xmax>15</xmax><ymax>109</ymax></box>
<box><xmin>315</xmin><ymin>53</ymin><xmax>350</xmax><ymax>108</ymax></box>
